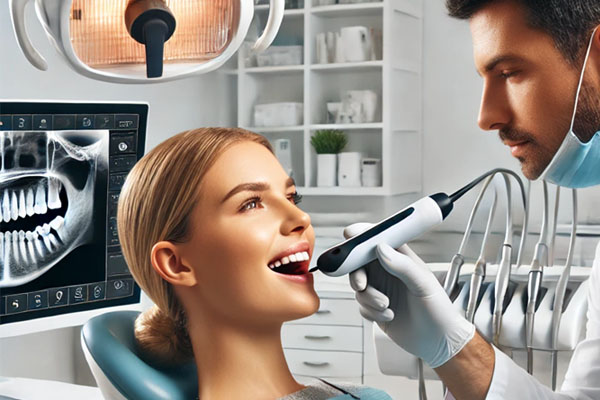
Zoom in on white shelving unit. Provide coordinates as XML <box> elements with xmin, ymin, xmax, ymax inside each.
<box><xmin>235</xmin><ymin>0</ymin><xmax>423</xmax><ymax>196</ymax></box>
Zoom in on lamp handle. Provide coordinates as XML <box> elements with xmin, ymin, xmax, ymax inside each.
<box><xmin>251</xmin><ymin>0</ymin><xmax>284</xmax><ymax>52</ymax></box>
<box><xmin>9</xmin><ymin>0</ymin><xmax>48</xmax><ymax>70</ymax></box>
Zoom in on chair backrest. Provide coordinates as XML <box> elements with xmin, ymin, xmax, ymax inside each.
<box><xmin>81</xmin><ymin>311</ymin><xmax>198</xmax><ymax>400</ymax></box>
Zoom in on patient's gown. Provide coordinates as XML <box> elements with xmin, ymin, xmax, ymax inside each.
<box><xmin>278</xmin><ymin>379</ymin><xmax>392</xmax><ymax>400</ymax></box>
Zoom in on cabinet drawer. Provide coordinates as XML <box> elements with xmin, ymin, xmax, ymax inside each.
<box><xmin>284</xmin><ymin>349</ymin><xmax>362</xmax><ymax>378</ymax></box>
<box><xmin>289</xmin><ymin>299</ymin><xmax>362</xmax><ymax>326</ymax></box>
<box><xmin>282</xmin><ymin>324</ymin><xmax>362</xmax><ymax>352</ymax></box>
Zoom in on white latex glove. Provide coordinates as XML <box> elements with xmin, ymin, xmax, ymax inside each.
<box><xmin>345</xmin><ymin>223</ymin><xmax>475</xmax><ymax>368</ymax></box>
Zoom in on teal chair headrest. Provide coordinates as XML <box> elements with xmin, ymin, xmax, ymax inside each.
<box><xmin>81</xmin><ymin>311</ymin><xmax>198</xmax><ymax>400</ymax></box>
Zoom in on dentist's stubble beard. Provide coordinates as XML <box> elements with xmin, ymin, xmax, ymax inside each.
<box><xmin>498</xmin><ymin>79</ymin><xmax>600</xmax><ymax>180</ymax></box>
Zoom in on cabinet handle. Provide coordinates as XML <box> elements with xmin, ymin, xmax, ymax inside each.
<box><xmin>303</xmin><ymin>361</ymin><xmax>330</xmax><ymax>367</ymax></box>
<box><xmin>316</xmin><ymin>309</ymin><xmax>331</xmax><ymax>314</ymax></box>
<box><xmin>304</xmin><ymin>335</ymin><xmax>331</xmax><ymax>340</ymax></box>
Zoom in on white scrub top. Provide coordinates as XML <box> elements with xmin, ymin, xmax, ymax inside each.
<box><xmin>485</xmin><ymin>240</ymin><xmax>600</xmax><ymax>399</ymax></box>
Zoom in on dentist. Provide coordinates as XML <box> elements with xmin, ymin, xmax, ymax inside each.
<box><xmin>348</xmin><ymin>0</ymin><xmax>600</xmax><ymax>399</ymax></box>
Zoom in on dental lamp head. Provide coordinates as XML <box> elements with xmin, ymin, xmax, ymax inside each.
<box><xmin>125</xmin><ymin>0</ymin><xmax>177</xmax><ymax>78</ymax></box>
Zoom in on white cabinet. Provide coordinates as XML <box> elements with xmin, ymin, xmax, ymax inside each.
<box><xmin>282</xmin><ymin>292</ymin><xmax>364</xmax><ymax>384</ymax></box>
<box><xmin>233</xmin><ymin>0</ymin><xmax>423</xmax><ymax>196</ymax></box>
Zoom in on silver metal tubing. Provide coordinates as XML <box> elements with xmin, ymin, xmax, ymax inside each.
<box><xmin>465</xmin><ymin>191</ymin><xmax>497</xmax><ymax>323</ymax></box>
<box><xmin>549</xmin><ymin>187</ymin><xmax>561</xmax><ymax>266</ymax></box>
<box><xmin>550</xmin><ymin>189</ymin><xmax>578</xmax><ymax>390</ymax></box>
<box><xmin>418</xmin><ymin>358</ymin><xmax>428</xmax><ymax>400</ymax></box>
<box><xmin>526</xmin><ymin>181</ymin><xmax>550</xmax><ymax>375</ymax></box>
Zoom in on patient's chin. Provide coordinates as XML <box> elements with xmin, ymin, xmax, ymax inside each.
<box><xmin>284</xmin><ymin>291</ymin><xmax>320</xmax><ymax>322</ymax></box>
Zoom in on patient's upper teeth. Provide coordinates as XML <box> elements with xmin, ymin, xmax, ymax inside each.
<box><xmin>26</xmin><ymin>188</ymin><xmax>35</xmax><ymax>216</ymax></box>
<box><xmin>18</xmin><ymin>190</ymin><xmax>26</xmax><ymax>218</ymax></box>
<box><xmin>289</xmin><ymin>254</ymin><xmax>297</xmax><ymax>262</ymax></box>
<box><xmin>35</xmin><ymin>184</ymin><xmax>47</xmax><ymax>214</ymax></box>
<box><xmin>47</xmin><ymin>178</ymin><xmax>61</xmax><ymax>210</ymax></box>
<box><xmin>281</xmin><ymin>256</ymin><xmax>290</xmax><ymax>265</ymax></box>
<box><xmin>302</xmin><ymin>251</ymin><xmax>309</xmax><ymax>260</ymax></box>
<box><xmin>274</xmin><ymin>260</ymin><xmax>282</xmax><ymax>267</ymax></box>
<box><xmin>11</xmin><ymin>191</ymin><xmax>18</xmax><ymax>221</ymax></box>
<box><xmin>269</xmin><ymin>263</ymin><xmax>275</xmax><ymax>269</ymax></box>
<box><xmin>2</xmin><ymin>191</ymin><xmax>10</xmax><ymax>223</ymax></box>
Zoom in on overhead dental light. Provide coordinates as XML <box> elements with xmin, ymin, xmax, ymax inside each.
<box><xmin>9</xmin><ymin>0</ymin><xmax>284</xmax><ymax>83</ymax></box>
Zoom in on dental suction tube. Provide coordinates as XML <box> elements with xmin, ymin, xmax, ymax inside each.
<box><xmin>315</xmin><ymin>168</ymin><xmax>524</xmax><ymax>277</ymax></box>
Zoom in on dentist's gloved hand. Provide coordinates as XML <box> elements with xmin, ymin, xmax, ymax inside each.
<box><xmin>344</xmin><ymin>223</ymin><xmax>475</xmax><ymax>368</ymax></box>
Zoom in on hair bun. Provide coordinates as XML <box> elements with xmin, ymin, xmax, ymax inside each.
<box><xmin>134</xmin><ymin>305</ymin><xmax>193</xmax><ymax>367</ymax></box>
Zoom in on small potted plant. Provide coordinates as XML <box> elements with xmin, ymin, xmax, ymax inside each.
<box><xmin>311</xmin><ymin>129</ymin><xmax>347</xmax><ymax>186</ymax></box>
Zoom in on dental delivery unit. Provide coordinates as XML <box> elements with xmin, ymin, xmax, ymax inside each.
<box><xmin>313</xmin><ymin>168</ymin><xmax>524</xmax><ymax>277</ymax></box>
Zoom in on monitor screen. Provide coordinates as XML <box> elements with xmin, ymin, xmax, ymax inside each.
<box><xmin>0</xmin><ymin>101</ymin><xmax>147</xmax><ymax>325</ymax></box>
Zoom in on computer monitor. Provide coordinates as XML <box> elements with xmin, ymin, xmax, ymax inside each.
<box><xmin>0</xmin><ymin>101</ymin><xmax>148</xmax><ymax>337</ymax></box>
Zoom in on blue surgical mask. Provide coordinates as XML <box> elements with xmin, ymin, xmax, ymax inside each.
<box><xmin>540</xmin><ymin>29</ymin><xmax>600</xmax><ymax>188</ymax></box>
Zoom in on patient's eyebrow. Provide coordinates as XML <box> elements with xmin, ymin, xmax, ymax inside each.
<box><xmin>222</xmin><ymin>182</ymin><xmax>270</xmax><ymax>203</ymax></box>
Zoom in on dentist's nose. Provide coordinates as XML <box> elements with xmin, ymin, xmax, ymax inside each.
<box><xmin>281</xmin><ymin>201</ymin><xmax>311</xmax><ymax>235</ymax></box>
<box><xmin>478</xmin><ymin>80</ymin><xmax>511</xmax><ymax>131</ymax></box>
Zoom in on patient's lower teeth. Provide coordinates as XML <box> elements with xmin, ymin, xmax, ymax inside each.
<box><xmin>49</xmin><ymin>216</ymin><xmax>64</xmax><ymax>231</ymax></box>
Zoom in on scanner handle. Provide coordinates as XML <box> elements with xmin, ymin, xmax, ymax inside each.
<box><xmin>10</xmin><ymin>0</ymin><xmax>48</xmax><ymax>70</ymax></box>
<box><xmin>251</xmin><ymin>0</ymin><xmax>285</xmax><ymax>52</ymax></box>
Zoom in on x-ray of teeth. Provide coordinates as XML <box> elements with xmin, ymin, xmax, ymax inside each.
<box><xmin>0</xmin><ymin>130</ymin><xmax>109</xmax><ymax>287</ymax></box>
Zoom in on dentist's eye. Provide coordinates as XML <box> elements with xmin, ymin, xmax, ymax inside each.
<box><xmin>500</xmin><ymin>70</ymin><xmax>518</xmax><ymax>79</ymax></box>
<box><xmin>289</xmin><ymin>191</ymin><xmax>303</xmax><ymax>205</ymax></box>
<box><xmin>240</xmin><ymin>196</ymin><xmax>262</xmax><ymax>212</ymax></box>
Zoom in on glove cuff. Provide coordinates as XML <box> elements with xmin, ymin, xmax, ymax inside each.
<box><xmin>426</xmin><ymin>320</ymin><xmax>476</xmax><ymax>368</ymax></box>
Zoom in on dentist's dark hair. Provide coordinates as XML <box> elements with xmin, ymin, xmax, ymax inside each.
<box><xmin>117</xmin><ymin>127</ymin><xmax>272</xmax><ymax>367</ymax></box>
<box><xmin>446</xmin><ymin>0</ymin><xmax>600</xmax><ymax>64</ymax></box>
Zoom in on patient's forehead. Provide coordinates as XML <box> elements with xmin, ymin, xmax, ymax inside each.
<box><xmin>197</xmin><ymin>141</ymin><xmax>283</xmax><ymax>205</ymax></box>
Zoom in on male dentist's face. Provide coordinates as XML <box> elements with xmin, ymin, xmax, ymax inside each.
<box><xmin>470</xmin><ymin>0</ymin><xmax>597</xmax><ymax>179</ymax></box>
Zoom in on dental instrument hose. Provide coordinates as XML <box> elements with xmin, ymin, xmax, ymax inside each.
<box><xmin>550</xmin><ymin>189</ymin><xmax>577</xmax><ymax>390</ymax></box>
<box><xmin>526</xmin><ymin>181</ymin><xmax>550</xmax><ymax>375</ymax></box>
<box><xmin>315</xmin><ymin>168</ymin><xmax>526</xmax><ymax>277</ymax></box>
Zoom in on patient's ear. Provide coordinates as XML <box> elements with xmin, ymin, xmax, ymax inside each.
<box><xmin>151</xmin><ymin>241</ymin><xmax>197</xmax><ymax>287</ymax></box>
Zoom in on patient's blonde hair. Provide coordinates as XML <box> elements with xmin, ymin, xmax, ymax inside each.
<box><xmin>117</xmin><ymin>127</ymin><xmax>272</xmax><ymax>366</ymax></box>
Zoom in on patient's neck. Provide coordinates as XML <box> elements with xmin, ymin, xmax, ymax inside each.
<box><xmin>188</xmin><ymin>313</ymin><xmax>302</xmax><ymax>399</ymax></box>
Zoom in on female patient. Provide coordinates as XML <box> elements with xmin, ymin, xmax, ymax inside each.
<box><xmin>117</xmin><ymin>128</ymin><xmax>390</xmax><ymax>399</ymax></box>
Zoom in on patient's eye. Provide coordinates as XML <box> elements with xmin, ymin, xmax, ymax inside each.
<box><xmin>240</xmin><ymin>196</ymin><xmax>262</xmax><ymax>212</ymax></box>
<box><xmin>288</xmin><ymin>191</ymin><xmax>302</xmax><ymax>205</ymax></box>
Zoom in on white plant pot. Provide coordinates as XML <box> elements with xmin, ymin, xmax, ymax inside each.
<box><xmin>317</xmin><ymin>154</ymin><xmax>337</xmax><ymax>187</ymax></box>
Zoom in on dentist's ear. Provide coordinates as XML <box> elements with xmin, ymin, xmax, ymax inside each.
<box><xmin>151</xmin><ymin>241</ymin><xmax>198</xmax><ymax>287</ymax></box>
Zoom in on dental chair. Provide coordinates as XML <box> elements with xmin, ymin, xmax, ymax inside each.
<box><xmin>81</xmin><ymin>311</ymin><xmax>198</xmax><ymax>400</ymax></box>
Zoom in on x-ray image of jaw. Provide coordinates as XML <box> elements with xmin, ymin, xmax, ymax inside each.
<box><xmin>0</xmin><ymin>130</ymin><xmax>108</xmax><ymax>287</ymax></box>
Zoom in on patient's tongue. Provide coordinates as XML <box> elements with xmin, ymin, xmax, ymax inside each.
<box><xmin>273</xmin><ymin>262</ymin><xmax>303</xmax><ymax>275</ymax></box>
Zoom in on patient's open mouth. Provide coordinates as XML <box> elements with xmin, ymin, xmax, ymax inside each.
<box><xmin>268</xmin><ymin>251</ymin><xmax>311</xmax><ymax>275</ymax></box>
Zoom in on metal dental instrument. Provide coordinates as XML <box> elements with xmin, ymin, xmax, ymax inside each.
<box><xmin>492</xmin><ymin>173</ymin><xmax>529</xmax><ymax>347</ymax></box>
<box><xmin>465</xmin><ymin>186</ymin><xmax>497</xmax><ymax>323</ymax></box>
<box><xmin>550</xmin><ymin>189</ymin><xmax>577</xmax><ymax>391</ymax></box>
<box><xmin>526</xmin><ymin>180</ymin><xmax>550</xmax><ymax>375</ymax></box>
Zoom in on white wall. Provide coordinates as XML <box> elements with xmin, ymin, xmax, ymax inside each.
<box><xmin>0</xmin><ymin>0</ymin><xmax>232</xmax><ymax>385</ymax></box>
